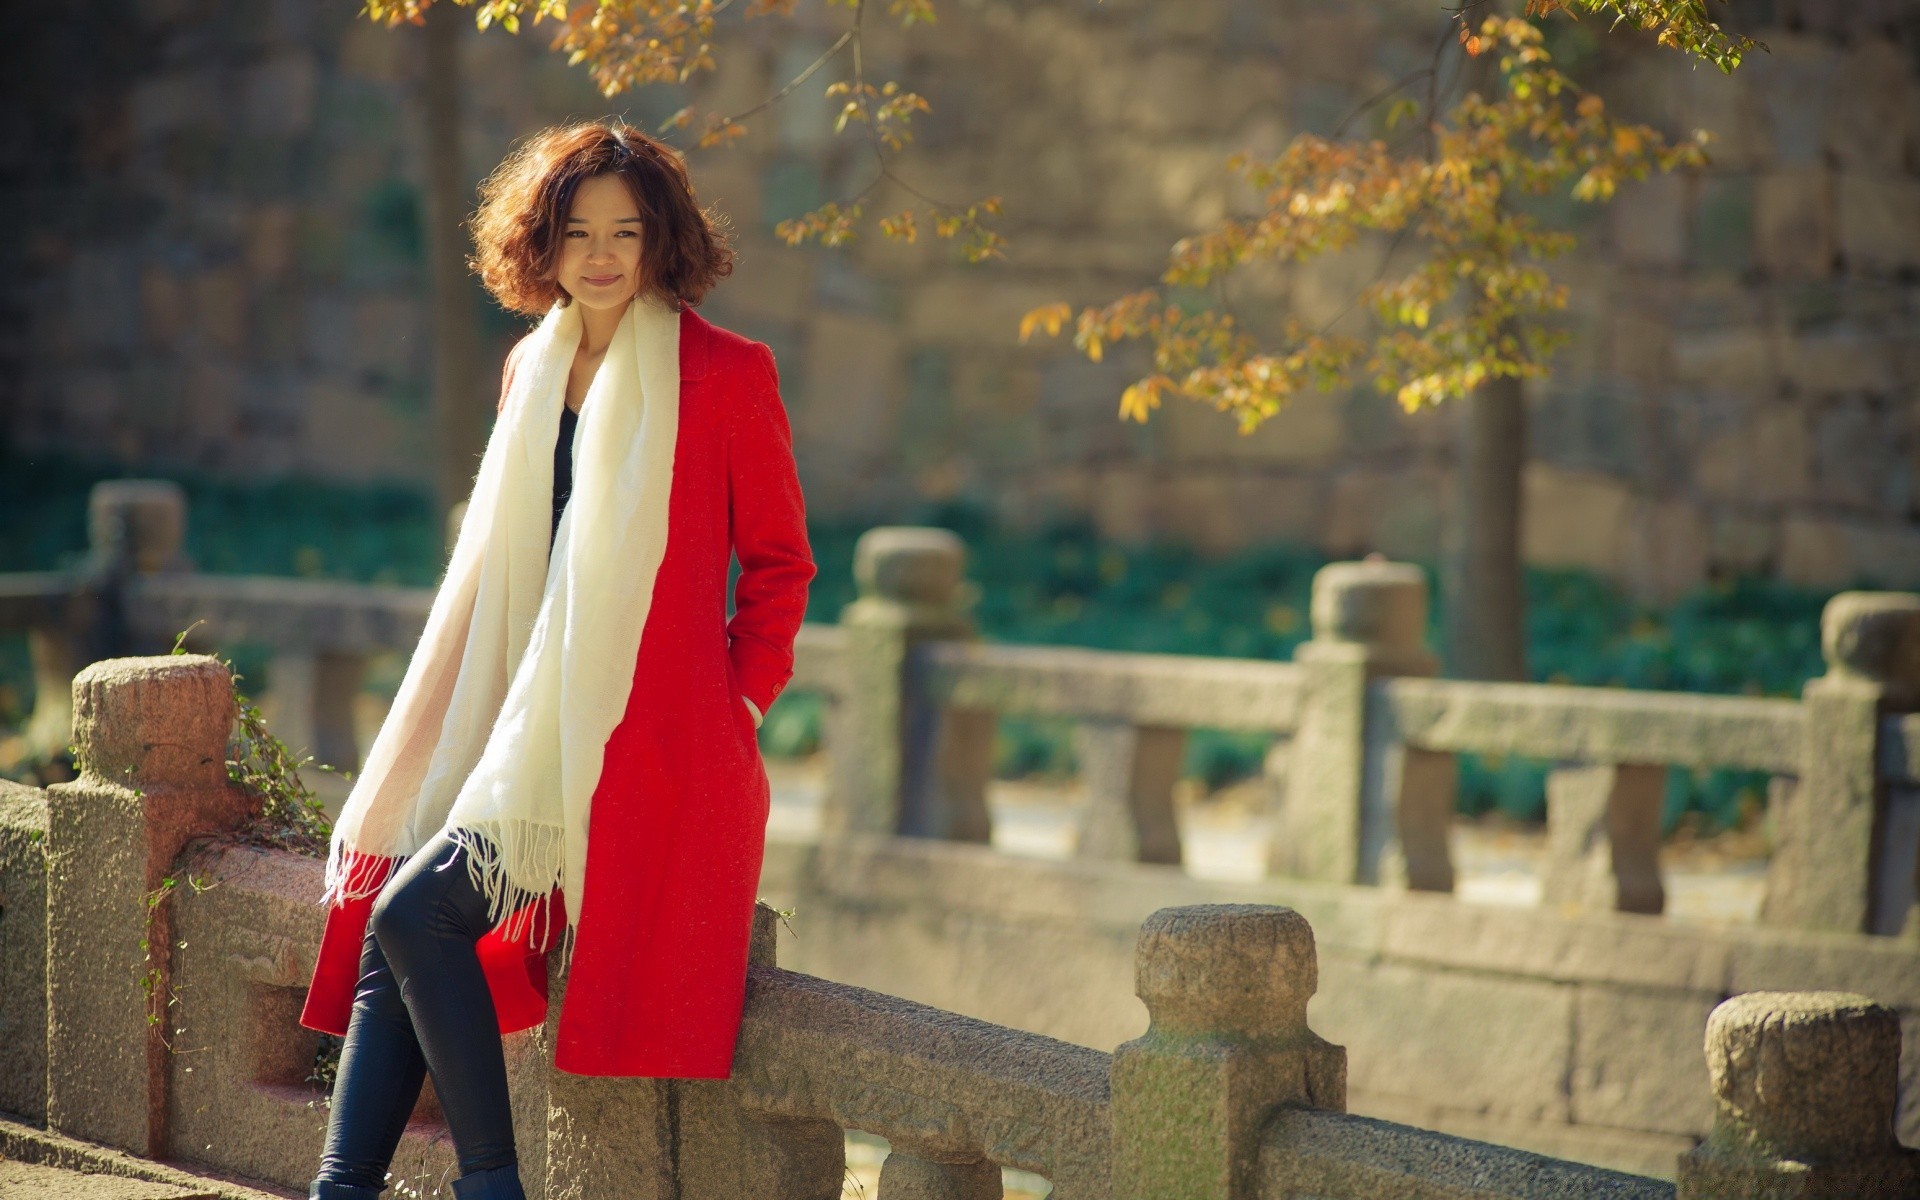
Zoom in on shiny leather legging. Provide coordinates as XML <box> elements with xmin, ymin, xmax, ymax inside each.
<box><xmin>314</xmin><ymin>829</ymin><xmax>519</xmax><ymax>1188</ymax></box>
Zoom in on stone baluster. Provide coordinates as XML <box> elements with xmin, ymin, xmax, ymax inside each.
<box><xmin>1765</xmin><ymin>592</ymin><xmax>1920</xmax><ymax>934</ymax></box>
<box><xmin>826</xmin><ymin>527</ymin><xmax>994</xmax><ymax>842</ymax></box>
<box><xmin>1676</xmin><ymin>991</ymin><xmax>1919</xmax><ymax>1196</ymax></box>
<box><xmin>674</xmin><ymin>902</ymin><xmax>847</xmax><ymax>1200</ymax></box>
<box><xmin>1074</xmin><ymin>720</ymin><xmax>1184</xmax><ymax>865</ymax></box>
<box><xmin>1278</xmin><ymin>560</ymin><xmax>1452</xmax><ymax>889</ymax></box>
<box><xmin>1112</xmin><ymin>904</ymin><xmax>1346</xmax><ymax>1200</ymax></box>
<box><xmin>23</xmin><ymin>481</ymin><xmax>191</xmax><ymax>766</ymax></box>
<box><xmin>263</xmin><ymin>650</ymin><xmax>368</xmax><ymax>772</ymax></box>
<box><xmin>43</xmin><ymin>654</ymin><xmax>256</xmax><ymax>1157</ymax></box>
<box><xmin>1541</xmin><ymin>763</ymin><xmax>1667</xmax><ymax>915</ymax></box>
<box><xmin>877</xmin><ymin>1151</ymin><xmax>1000</xmax><ymax>1199</ymax></box>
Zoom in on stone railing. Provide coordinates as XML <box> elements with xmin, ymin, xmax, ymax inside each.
<box><xmin>5</xmin><ymin>483</ymin><xmax>1919</xmax><ymax>938</ymax></box>
<box><xmin>1</xmin><ymin>655</ymin><xmax>1916</xmax><ymax>1196</ymax></box>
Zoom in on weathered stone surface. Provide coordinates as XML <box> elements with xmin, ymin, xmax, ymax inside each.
<box><xmin>1570</xmin><ymin>986</ymin><xmax>1717</xmax><ymax>1138</ymax></box>
<box><xmin>1074</xmin><ymin>721</ymin><xmax>1184</xmax><ymax>866</ymax></box>
<box><xmin>1822</xmin><ymin>40</ymin><xmax>1914</xmax><ymax>172</ymax></box>
<box><xmin>1113</xmin><ymin>905</ymin><xmax>1344</xmax><ymax>1200</ymax></box>
<box><xmin>1523</xmin><ymin>465</ymin><xmax>1631</xmax><ymax>575</ymax></box>
<box><xmin>926</xmin><ymin>640</ymin><xmax>1304</xmax><ymax>733</ymax></box>
<box><xmin>1316</xmin><ymin>959</ymin><xmax>1574</xmax><ymax>1125</ymax></box>
<box><xmin>1378</xmin><ymin>892</ymin><xmax>1731</xmax><ymax>993</ymax></box>
<box><xmin>1754</xmin><ymin>168</ymin><xmax>1834</xmax><ymax>278</ymax></box>
<box><xmin>1259</xmin><ymin>1108</ymin><xmax>1674</xmax><ymax>1200</ymax></box>
<box><xmin>1619</xmin><ymin>498</ymin><xmax>1709</xmax><ymax>606</ymax></box>
<box><xmin>1789</xmin><ymin>518</ymin><xmax>1920</xmax><ymax>590</ymax></box>
<box><xmin>1160</xmin><ymin>389</ymin><xmax>1346</xmax><ymax>467</ymax></box>
<box><xmin>46</xmin><ymin>657</ymin><xmax>256</xmax><ymax>1157</ymax></box>
<box><xmin>0</xmin><ymin>781</ymin><xmax>49</xmax><ymax>1123</ymax></box>
<box><xmin>1326</xmin><ymin>466</ymin><xmax>1448</xmax><ymax>562</ymax></box>
<box><xmin>876</xmin><ymin>1152</ymin><xmax>1001</xmax><ymax>1200</ymax></box>
<box><xmin>1696</xmin><ymin>406</ymin><xmax>1808</xmax><ymax>504</ymax></box>
<box><xmin>1376</xmin><ymin>676</ymin><xmax>1803</xmax><ymax>774</ymax></box>
<box><xmin>1611</xmin><ymin>173</ymin><xmax>1688</xmax><ymax>268</ymax></box>
<box><xmin>1542</xmin><ymin>764</ymin><xmax>1666</xmax><ymax>917</ymax></box>
<box><xmin>1837</xmin><ymin>174</ymin><xmax>1920</xmax><ymax>275</ymax></box>
<box><xmin>1678</xmin><ymin>991</ymin><xmax>1920</xmax><ymax>1197</ymax></box>
<box><xmin>0</xmin><ymin>1159</ymin><xmax>209</xmax><ymax>1198</ymax></box>
<box><xmin>1705</xmin><ymin>510</ymin><xmax>1776</xmax><ymax>576</ymax></box>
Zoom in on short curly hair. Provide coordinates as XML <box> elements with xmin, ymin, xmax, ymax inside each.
<box><xmin>469</xmin><ymin>120</ymin><xmax>735</xmax><ymax>315</ymax></box>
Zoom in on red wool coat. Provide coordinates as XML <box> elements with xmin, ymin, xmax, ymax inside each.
<box><xmin>297</xmin><ymin>307</ymin><xmax>815</xmax><ymax>1078</ymax></box>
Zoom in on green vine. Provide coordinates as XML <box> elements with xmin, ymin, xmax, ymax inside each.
<box><xmin>139</xmin><ymin>872</ymin><xmax>216</xmax><ymax>1048</ymax></box>
<box><xmin>170</xmin><ymin>622</ymin><xmax>338</xmax><ymax>857</ymax></box>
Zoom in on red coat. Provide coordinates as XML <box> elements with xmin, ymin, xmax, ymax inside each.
<box><xmin>298</xmin><ymin>307</ymin><xmax>815</xmax><ymax>1078</ymax></box>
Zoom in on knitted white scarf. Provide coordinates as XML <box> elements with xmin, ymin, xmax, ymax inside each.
<box><xmin>321</xmin><ymin>292</ymin><xmax>682</xmax><ymax>968</ymax></box>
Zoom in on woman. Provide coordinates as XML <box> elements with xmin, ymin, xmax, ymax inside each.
<box><xmin>298</xmin><ymin>120</ymin><xmax>815</xmax><ymax>1200</ymax></box>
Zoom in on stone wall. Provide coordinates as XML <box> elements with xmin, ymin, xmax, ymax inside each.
<box><xmin>4</xmin><ymin>1</ymin><xmax>1917</xmax><ymax>602</ymax></box>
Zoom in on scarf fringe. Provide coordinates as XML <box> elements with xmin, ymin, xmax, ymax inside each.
<box><xmin>446</xmin><ymin>820</ymin><xmax>578</xmax><ymax>973</ymax></box>
<box><xmin>320</xmin><ymin>843</ymin><xmax>401</xmax><ymax>910</ymax></box>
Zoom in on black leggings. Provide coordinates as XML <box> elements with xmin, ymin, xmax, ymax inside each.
<box><xmin>314</xmin><ymin>829</ymin><xmax>520</xmax><ymax>1189</ymax></box>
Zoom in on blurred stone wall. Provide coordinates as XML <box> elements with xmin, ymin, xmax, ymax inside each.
<box><xmin>2</xmin><ymin>0</ymin><xmax>1915</xmax><ymax>602</ymax></box>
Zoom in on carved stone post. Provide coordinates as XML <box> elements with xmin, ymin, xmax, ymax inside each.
<box><xmin>1112</xmin><ymin>904</ymin><xmax>1346</xmax><ymax>1200</ymax></box>
<box><xmin>1541</xmin><ymin>763</ymin><xmax>1667</xmax><ymax>915</ymax></box>
<box><xmin>877</xmin><ymin>1151</ymin><xmax>1000</xmax><ymax>1200</ymax></box>
<box><xmin>826</xmin><ymin>527</ymin><xmax>993</xmax><ymax>842</ymax></box>
<box><xmin>1075</xmin><ymin>720</ymin><xmax>1184</xmax><ymax>865</ymax></box>
<box><xmin>1676</xmin><ymin>991</ymin><xmax>1920</xmax><ymax>1197</ymax></box>
<box><xmin>44</xmin><ymin>654</ymin><xmax>256</xmax><ymax>1157</ymax></box>
<box><xmin>1766</xmin><ymin>592</ymin><xmax>1920</xmax><ymax>934</ymax></box>
<box><xmin>675</xmin><ymin>903</ymin><xmax>846</xmax><ymax>1200</ymax></box>
<box><xmin>1278</xmin><ymin>561</ymin><xmax>1449</xmax><ymax>887</ymax></box>
<box><xmin>24</xmin><ymin>481</ymin><xmax>191</xmax><ymax>765</ymax></box>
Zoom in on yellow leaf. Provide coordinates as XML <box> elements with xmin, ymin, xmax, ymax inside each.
<box><xmin>1018</xmin><ymin>302</ymin><xmax>1073</xmax><ymax>343</ymax></box>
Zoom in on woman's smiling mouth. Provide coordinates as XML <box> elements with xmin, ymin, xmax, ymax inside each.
<box><xmin>581</xmin><ymin>273</ymin><xmax>621</xmax><ymax>286</ymax></box>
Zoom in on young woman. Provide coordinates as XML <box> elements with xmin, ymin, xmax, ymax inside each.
<box><xmin>297</xmin><ymin>120</ymin><xmax>815</xmax><ymax>1200</ymax></box>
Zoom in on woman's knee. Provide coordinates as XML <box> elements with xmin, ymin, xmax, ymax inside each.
<box><xmin>369</xmin><ymin>863</ymin><xmax>449</xmax><ymax>953</ymax></box>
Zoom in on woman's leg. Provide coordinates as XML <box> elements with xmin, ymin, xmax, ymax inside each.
<box><xmin>368</xmin><ymin>830</ymin><xmax>523</xmax><ymax>1187</ymax></box>
<box><xmin>311</xmin><ymin>925</ymin><xmax>429</xmax><ymax>1197</ymax></box>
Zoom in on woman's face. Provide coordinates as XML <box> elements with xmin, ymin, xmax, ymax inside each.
<box><xmin>554</xmin><ymin>172</ymin><xmax>645</xmax><ymax>313</ymax></box>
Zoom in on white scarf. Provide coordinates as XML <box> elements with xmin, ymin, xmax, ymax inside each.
<box><xmin>321</xmin><ymin>292</ymin><xmax>682</xmax><ymax>968</ymax></box>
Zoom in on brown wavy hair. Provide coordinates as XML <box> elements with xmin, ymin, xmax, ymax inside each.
<box><xmin>470</xmin><ymin>120</ymin><xmax>734</xmax><ymax>315</ymax></box>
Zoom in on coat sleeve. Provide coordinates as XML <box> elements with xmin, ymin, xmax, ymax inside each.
<box><xmin>726</xmin><ymin>342</ymin><xmax>815</xmax><ymax>719</ymax></box>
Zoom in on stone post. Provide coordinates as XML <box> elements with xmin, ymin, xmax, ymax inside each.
<box><xmin>1541</xmin><ymin>763</ymin><xmax>1667</xmax><ymax>915</ymax></box>
<box><xmin>1277</xmin><ymin>561</ymin><xmax>1449</xmax><ymax>887</ymax></box>
<box><xmin>23</xmin><ymin>481</ymin><xmax>191</xmax><ymax>765</ymax></box>
<box><xmin>674</xmin><ymin>903</ymin><xmax>847</xmax><ymax>1200</ymax></box>
<box><xmin>543</xmin><ymin>980</ymin><xmax>677</xmax><ymax>1198</ymax></box>
<box><xmin>1766</xmin><ymin>592</ymin><xmax>1920</xmax><ymax>934</ymax></box>
<box><xmin>1074</xmin><ymin>720</ymin><xmax>1185</xmax><ymax>865</ymax></box>
<box><xmin>1676</xmin><ymin>991</ymin><xmax>1920</xmax><ymax>1197</ymax></box>
<box><xmin>43</xmin><ymin>654</ymin><xmax>256</xmax><ymax>1157</ymax></box>
<box><xmin>877</xmin><ymin>1152</ymin><xmax>1001</xmax><ymax>1199</ymax></box>
<box><xmin>825</xmin><ymin>527</ymin><xmax>993</xmax><ymax>842</ymax></box>
<box><xmin>1111</xmin><ymin>904</ymin><xmax>1346</xmax><ymax>1200</ymax></box>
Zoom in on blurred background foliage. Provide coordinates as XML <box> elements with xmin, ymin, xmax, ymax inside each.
<box><xmin>0</xmin><ymin>453</ymin><xmax>1826</xmax><ymax>831</ymax></box>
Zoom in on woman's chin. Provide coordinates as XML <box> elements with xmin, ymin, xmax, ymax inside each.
<box><xmin>569</xmin><ymin>286</ymin><xmax>637</xmax><ymax>313</ymax></box>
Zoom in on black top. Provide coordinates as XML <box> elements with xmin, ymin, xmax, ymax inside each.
<box><xmin>551</xmin><ymin>403</ymin><xmax>579</xmax><ymax>549</ymax></box>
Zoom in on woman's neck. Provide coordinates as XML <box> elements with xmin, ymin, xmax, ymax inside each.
<box><xmin>577</xmin><ymin>297</ymin><xmax>632</xmax><ymax>356</ymax></box>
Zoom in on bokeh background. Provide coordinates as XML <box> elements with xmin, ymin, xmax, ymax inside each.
<box><xmin>2</xmin><ymin>0</ymin><xmax>1916</xmax><ymax>832</ymax></box>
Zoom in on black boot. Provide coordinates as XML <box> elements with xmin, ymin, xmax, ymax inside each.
<box><xmin>310</xmin><ymin>1182</ymin><xmax>382</xmax><ymax>1200</ymax></box>
<box><xmin>449</xmin><ymin>1163</ymin><xmax>528</xmax><ymax>1200</ymax></box>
